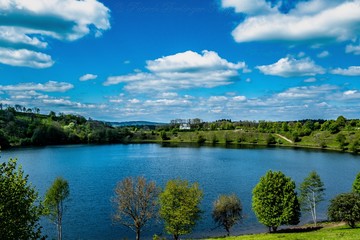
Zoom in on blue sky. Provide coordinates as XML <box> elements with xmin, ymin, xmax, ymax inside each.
<box><xmin>0</xmin><ymin>0</ymin><xmax>360</xmax><ymax>122</ymax></box>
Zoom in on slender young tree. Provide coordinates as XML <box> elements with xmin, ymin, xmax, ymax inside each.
<box><xmin>44</xmin><ymin>177</ymin><xmax>70</xmax><ymax>240</ymax></box>
<box><xmin>212</xmin><ymin>194</ymin><xmax>243</xmax><ymax>236</ymax></box>
<box><xmin>252</xmin><ymin>170</ymin><xmax>300</xmax><ymax>232</ymax></box>
<box><xmin>159</xmin><ymin>179</ymin><xmax>203</xmax><ymax>240</ymax></box>
<box><xmin>352</xmin><ymin>172</ymin><xmax>360</xmax><ymax>194</ymax></box>
<box><xmin>299</xmin><ymin>171</ymin><xmax>325</xmax><ymax>226</ymax></box>
<box><xmin>112</xmin><ymin>176</ymin><xmax>160</xmax><ymax>240</ymax></box>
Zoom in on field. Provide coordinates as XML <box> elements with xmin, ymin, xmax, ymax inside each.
<box><xmin>205</xmin><ymin>223</ymin><xmax>360</xmax><ymax>240</ymax></box>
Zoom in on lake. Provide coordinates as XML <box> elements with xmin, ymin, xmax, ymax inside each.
<box><xmin>2</xmin><ymin>143</ymin><xmax>360</xmax><ymax>239</ymax></box>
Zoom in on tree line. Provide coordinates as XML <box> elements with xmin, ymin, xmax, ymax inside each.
<box><xmin>3</xmin><ymin>156</ymin><xmax>360</xmax><ymax>239</ymax></box>
<box><xmin>2</xmin><ymin>104</ymin><xmax>360</xmax><ymax>153</ymax></box>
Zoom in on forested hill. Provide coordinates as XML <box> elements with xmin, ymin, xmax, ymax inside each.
<box><xmin>1</xmin><ymin>105</ymin><xmax>360</xmax><ymax>153</ymax></box>
<box><xmin>0</xmin><ymin>107</ymin><xmax>139</xmax><ymax>149</ymax></box>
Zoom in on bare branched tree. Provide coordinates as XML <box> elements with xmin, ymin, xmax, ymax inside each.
<box><xmin>112</xmin><ymin>176</ymin><xmax>160</xmax><ymax>240</ymax></box>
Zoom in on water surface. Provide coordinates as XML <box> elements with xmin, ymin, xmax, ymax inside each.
<box><xmin>2</xmin><ymin>144</ymin><xmax>360</xmax><ymax>239</ymax></box>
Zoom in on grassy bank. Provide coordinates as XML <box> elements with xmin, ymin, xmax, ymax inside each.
<box><xmin>205</xmin><ymin>223</ymin><xmax>360</xmax><ymax>240</ymax></box>
<box><xmin>151</xmin><ymin>129</ymin><xmax>360</xmax><ymax>154</ymax></box>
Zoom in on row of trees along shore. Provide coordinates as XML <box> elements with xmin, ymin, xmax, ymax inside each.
<box><xmin>3</xmin><ymin>157</ymin><xmax>360</xmax><ymax>240</ymax></box>
<box><xmin>1</xmin><ymin>104</ymin><xmax>360</xmax><ymax>153</ymax></box>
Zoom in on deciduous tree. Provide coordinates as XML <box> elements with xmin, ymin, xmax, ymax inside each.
<box><xmin>44</xmin><ymin>177</ymin><xmax>70</xmax><ymax>240</ymax></box>
<box><xmin>113</xmin><ymin>176</ymin><xmax>160</xmax><ymax>240</ymax></box>
<box><xmin>299</xmin><ymin>171</ymin><xmax>325</xmax><ymax>226</ymax></box>
<box><xmin>159</xmin><ymin>179</ymin><xmax>203</xmax><ymax>240</ymax></box>
<box><xmin>212</xmin><ymin>194</ymin><xmax>242</xmax><ymax>236</ymax></box>
<box><xmin>0</xmin><ymin>158</ymin><xmax>43</xmax><ymax>240</ymax></box>
<box><xmin>328</xmin><ymin>192</ymin><xmax>360</xmax><ymax>228</ymax></box>
<box><xmin>252</xmin><ymin>170</ymin><xmax>300</xmax><ymax>232</ymax></box>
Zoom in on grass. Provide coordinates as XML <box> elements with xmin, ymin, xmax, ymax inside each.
<box><xmin>204</xmin><ymin>223</ymin><xmax>360</xmax><ymax>240</ymax></box>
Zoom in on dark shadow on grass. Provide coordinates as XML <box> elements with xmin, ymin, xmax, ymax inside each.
<box><xmin>276</xmin><ymin>226</ymin><xmax>323</xmax><ymax>233</ymax></box>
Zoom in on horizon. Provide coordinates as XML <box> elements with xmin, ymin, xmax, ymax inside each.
<box><xmin>0</xmin><ymin>0</ymin><xmax>360</xmax><ymax>123</ymax></box>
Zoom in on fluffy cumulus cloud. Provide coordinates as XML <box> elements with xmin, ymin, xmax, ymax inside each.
<box><xmin>346</xmin><ymin>44</ymin><xmax>360</xmax><ymax>55</ymax></box>
<box><xmin>0</xmin><ymin>47</ymin><xmax>53</xmax><ymax>68</ymax></box>
<box><xmin>104</xmin><ymin>50</ymin><xmax>247</xmax><ymax>92</ymax></box>
<box><xmin>257</xmin><ymin>56</ymin><xmax>325</xmax><ymax>77</ymax></box>
<box><xmin>79</xmin><ymin>74</ymin><xmax>98</xmax><ymax>81</ymax></box>
<box><xmin>222</xmin><ymin>0</ymin><xmax>360</xmax><ymax>43</ymax></box>
<box><xmin>0</xmin><ymin>0</ymin><xmax>110</xmax><ymax>68</ymax></box>
<box><xmin>331</xmin><ymin>66</ymin><xmax>360</xmax><ymax>76</ymax></box>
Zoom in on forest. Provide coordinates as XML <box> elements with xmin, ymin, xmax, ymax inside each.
<box><xmin>1</xmin><ymin>104</ymin><xmax>360</xmax><ymax>153</ymax></box>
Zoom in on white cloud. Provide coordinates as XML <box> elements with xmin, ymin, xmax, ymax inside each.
<box><xmin>344</xmin><ymin>90</ymin><xmax>358</xmax><ymax>95</ymax></box>
<box><xmin>0</xmin><ymin>47</ymin><xmax>54</xmax><ymax>68</ymax></box>
<box><xmin>317</xmin><ymin>51</ymin><xmax>329</xmax><ymax>58</ymax></box>
<box><xmin>221</xmin><ymin>0</ymin><xmax>277</xmax><ymax>15</ymax></box>
<box><xmin>79</xmin><ymin>74</ymin><xmax>98</xmax><ymax>81</ymax></box>
<box><xmin>0</xmin><ymin>0</ymin><xmax>110</xmax><ymax>68</ymax></box>
<box><xmin>104</xmin><ymin>50</ymin><xmax>246</xmax><ymax>92</ymax></box>
<box><xmin>209</xmin><ymin>96</ymin><xmax>228</xmax><ymax>102</ymax></box>
<box><xmin>0</xmin><ymin>81</ymin><xmax>73</xmax><ymax>92</ymax></box>
<box><xmin>257</xmin><ymin>56</ymin><xmax>325</xmax><ymax>77</ymax></box>
<box><xmin>331</xmin><ymin>66</ymin><xmax>360</xmax><ymax>76</ymax></box>
<box><xmin>128</xmin><ymin>98</ymin><xmax>140</xmax><ymax>104</ymax></box>
<box><xmin>224</xmin><ymin>0</ymin><xmax>360</xmax><ymax>43</ymax></box>
<box><xmin>277</xmin><ymin>85</ymin><xmax>338</xmax><ymax>99</ymax></box>
<box><xmin>1</xmin><ymin>0</ymin><xmax>110</xmax><ymax>41</ymax></box>
<box><xmin>156</xmin><ymin>92</ymin><xmax>179</xmax><ymax>98</ymax></box>
<box><xmin>146</xmin><ymin>50</ymin><xmax>245</xmax><ymax>73</ymax></box>
<box><xmin>233</xmin><ymin>96</ymin><xmax>247</xmax><ymax>101</ymax></box>
<box><xmin>346</xmin><ymin>44</ymin><xmax>360</xmax><ymax>55</ymax></box>
<box><xmin>304</xmin><ymin>77</ymin><xmax>317</xmax><ymax>83</ymax></box>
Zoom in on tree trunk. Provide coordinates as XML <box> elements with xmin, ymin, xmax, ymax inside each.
<box><xmin>57</xmin><ymin>223</ymin><xmax>62</xmax><ymax>240</ymax></box>
<box><xmin>136</xmin><ymin>228</ymin><xmax>140</xmax><ymax>240</ymax></box>
<box><xmin>272</xmin><ymin>226</ymin><xmax>277</xmax><ymax>233</ymax></box>
<box><xmin>226</xmin><ymin>226</ymin><xmax>230</xmax><ymax>236</ymax></box>
<box><xmin>174</xmin><ymin>234</ymin><xmax>179</xmax><ymax>240</ymax></box>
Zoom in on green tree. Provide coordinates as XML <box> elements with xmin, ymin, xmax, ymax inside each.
<box><xmin>299</xmin><ymin>171</ymin><xmax>325</xmax><ymax>226</ymax></box>
<box><xmin>252</xmin><ymin>170</ymin><xmax>300</xmax><ymax>232</ymax></box>
<box><xmin>352</xmin><ymin>172</ymin><xmax>360</xmax><ymax>194</ymax></box>
<box><xmin>112</xmin><ymin>176</ymin><xmax>160</xmax><ymax>240</ymax></box>
<box><xmin>328</xmin><ymin>192</ymin><xmax>360</xmax><ymax>228</ymax></box>
<box><xmin>336</xmin><ymin>133</ymin><xmax>347</xmax><ymax>150</ymax></box>
<box><xmin>0</xmin><ymin>158</ymin><xmax>43</xmax><ymax>240</ymax></box>
<box><xmin>212</xmin><ymin>194</ymin><xmax>242</xmax><ymax>236</ymax></box>
<box><xmin>44</xmin><ymin>177</ymin><xmax>70</xmax><ymax>240</ymax></box>
<box><xmin>159</xmin><ymin>179</ymin><xmax>203</xmax><ymax>240</ymax></box>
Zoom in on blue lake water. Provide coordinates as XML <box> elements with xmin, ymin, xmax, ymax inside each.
<box><xmin>2</xmin><ymin>143</ymin><xmax>360</xmax><ymax>239</ymax></box>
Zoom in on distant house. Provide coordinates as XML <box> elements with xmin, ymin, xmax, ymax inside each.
<box><xmin>179</xmin><ymin>123</ymin><xmax>191</xmax><ymax>130</ymax></box>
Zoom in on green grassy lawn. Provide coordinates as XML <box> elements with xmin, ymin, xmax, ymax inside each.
<box><xmin>205</xmin><ymin>224</ymin><xmax>360</xmax><ymax>240</ymax></box>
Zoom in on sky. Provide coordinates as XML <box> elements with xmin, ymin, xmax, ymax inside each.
<box><xmin>0</xmin><ymin>0</ymin><xmax>360</xmax><ymax>122</ymax></box>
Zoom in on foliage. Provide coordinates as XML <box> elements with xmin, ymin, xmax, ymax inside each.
<box><xmin>44</xmin><ymin>177</ymin><xmax>70</xmax><ymax>240</ymax></box>
<box><xmin>252</xmin><ymin>170</ymin><xmax>301</xmax><ymax>232</ymax></box>
<box><xmin>0</xmin><ymin>158</ymin><xmax>43</xmax><ymax>240</ymax></box>
<box><xmin>212</xmin><ymin>194</ymin><xmax>243</xmax><ymax>236</ymax></box>
<box><xmin>299</xmin><ymin>171</ymin><xmax>325</xmax><ymax>226</ymax></box>
<box><xmin>2</xmin><ymin>105</ymin><xmax>360</xmax><ymax>153</ymax></box>
<box><xmin>328</xmin><ymin>192</ymin><xmax>360</xmax><ymax>228</ymax></box>
<box><xmin>113</xmin><ymin>176</ymin><xmax>160</xmax><ymax>240</ymax></box>
<box><xmin>159</xmin><ymin>179</ymin><xmax>203</xmax><ymax>240</ymax></box>
<box><xmin>352</xmin><ymin>172</ymin><xmax>360</xmax><ymax>194</ymax></box>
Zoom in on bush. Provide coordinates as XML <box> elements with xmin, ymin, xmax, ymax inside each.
<box><xmin>212</xmin><ymin>194</ymin><xmax>242</xmax><ymax>236</ymax></box>
<box><xmin>328</xmin><ymin>192</ymin><xmax>360</xmax><ymax>228</ymax></box>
